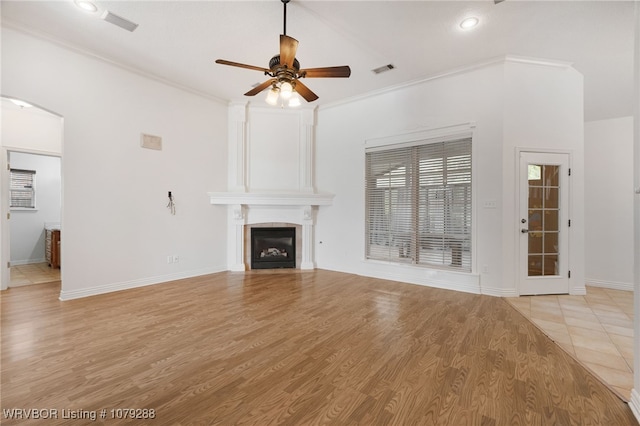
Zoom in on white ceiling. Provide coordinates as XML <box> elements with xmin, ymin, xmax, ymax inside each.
<box><xmin>1</xmin><ymin>0</ymin><xmax>636</xmax><ymax>121</ymax></box>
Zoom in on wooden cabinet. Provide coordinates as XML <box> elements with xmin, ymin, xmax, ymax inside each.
<box><xmin>45</xmin><ymin>229</ymin><xmax>60</xmax><ymax>269</ymax></box>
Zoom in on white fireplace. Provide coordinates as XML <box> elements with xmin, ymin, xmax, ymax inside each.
<box><xmin>209</xmin><ymin>102</ymin><xmax>334</xmax><ymax>271</ymax></box>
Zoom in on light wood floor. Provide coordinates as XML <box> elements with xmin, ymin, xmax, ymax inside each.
<box><xmin>1</xmin><ymin>271</ymin><xmax>637</xmax><ymax>425</ymax></box>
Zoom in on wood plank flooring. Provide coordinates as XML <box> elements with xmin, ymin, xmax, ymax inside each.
<box><xmin>1</xmin><ymin>270</ymin><xmax>637</xmax><ymax>425</ymax></box>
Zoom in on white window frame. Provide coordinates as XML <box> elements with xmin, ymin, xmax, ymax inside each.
<box><xmin>365</xmin><ymin>130</ymin><xmax>473</xmax><ymax>272</ymax></box>
<box><xmin>10</xmin><ymin>168</ymin><xmax>36</xmax><ymax>210</ymax></box>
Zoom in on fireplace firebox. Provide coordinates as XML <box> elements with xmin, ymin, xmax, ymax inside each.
<box><xmin>251</xmin><ymin>227</ymin><xmax>296</xmax><ymax>269</ymax></box>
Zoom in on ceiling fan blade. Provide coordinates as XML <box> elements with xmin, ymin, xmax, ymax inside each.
<box><xmin>300</xmin><ymin>66</ymin><xmax>351</xmax><ymax>78</ymax></box>
<box><xmin>294</xmin><ymin>80</ymin><xmax>319</xmax><ymax>102</ymax></box>
<box><xmin>215</xmin><ymin>59</ymin><xmax>270</xmax><ymax>73</ymax></box>
<box><xmin>279</xmin><ymin>35</ymin><xmax>299</xmax><ymax>69</ymax></box>
<box><xmin>244</xmin><ymin>79</ymin><xmax>276</xmax><ymax>96</ymax></box>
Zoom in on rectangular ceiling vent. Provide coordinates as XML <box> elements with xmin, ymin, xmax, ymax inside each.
<box><xmin>101</xmin><ymin>10</ymin><xmax>139</xmax><ymax>32</ymax></box>
<box><xmin>372</xmin><ymin>64</ymin><xmax>395</xmax><ymax>75</ymax></box>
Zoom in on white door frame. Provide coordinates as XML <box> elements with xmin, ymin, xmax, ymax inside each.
<box><xmin>516</xmin><ymin>149</ymin><xmax>572</xmax><ymax>296</ymax></box>
<box><xmin>1</xmin><ymin>148</ymin><xmax>10</xmax><ymax>290</ymax></box>
<box><xmin>1</xmin><ymin>148</ymin><xmax>63</xmax><ymax>290</ymax></box>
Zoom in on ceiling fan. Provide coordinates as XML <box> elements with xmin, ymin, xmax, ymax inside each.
<box><xmin>215</xmin><ymin>0</ymin><xmax>351</xmax><ymax>105</ymax></box>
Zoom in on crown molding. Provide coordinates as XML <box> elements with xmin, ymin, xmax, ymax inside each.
<box><xmin>320</xmin><ymin>55</ymin><xmax>576</xmax><ymax>112</ymax></box>
<box><xmin>2</xmin><ymin>21</ymin><xmax>228</xmax><ymax>105</ymax></box>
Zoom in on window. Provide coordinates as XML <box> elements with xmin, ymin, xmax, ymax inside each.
<box><xmin>365</xmin><ymin>138</ymin><xmax>472</xmax><ymax>271</ymax></box>
<box><xmin>10</xmin><ymin>169</ymin><xmax>36</xmax><ymax>209</ymax></box>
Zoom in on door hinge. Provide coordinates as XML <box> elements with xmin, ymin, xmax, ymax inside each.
<box><xmin>568</xmin><ymin>168</ymin><xmax>571</xmax><ymax>176</ymax></box>
<box><xmin>568</xmin><ymin>270</ymin><xmax>571</xmax><ymax>279</ymax></box>
<box><xmin>7</xmin><ymin>262</ymin><xmax>10</xmax><ymax>269</ymax></box>
<box><xmin>6</xmin><ymin>213</ymin><xmax>10</xmax><ymax>220</ymax></box>
<box><xmin>568</xmin><ymin>219</ymin><xmax>571</xmax><ymax>227</ymax></box>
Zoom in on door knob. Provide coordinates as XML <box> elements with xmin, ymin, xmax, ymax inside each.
<box><xmin>521</xmin><ymin>229</ymin><xmax>529</xmax><ymax>234</ymax></box>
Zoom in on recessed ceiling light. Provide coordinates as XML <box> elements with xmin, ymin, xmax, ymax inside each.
<box><xmin>74</xmin><ymin>0</ymin><xmax>98</xmax><ymax>13</ymax></box>
<box><xmin>9</xmin><ymin>99</ymin><xmax>33</xmax><ymax>108</ymax></box>
<box><xmin>460</xmin><ymin>17</ymin><xmax>479</xmax><ymax>30</ymax></box>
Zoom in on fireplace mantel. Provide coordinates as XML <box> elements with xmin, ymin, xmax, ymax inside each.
<box><xmin>208</xmin><ymin>191</ymin><xmax>334</xmax><ymax>207</ymax></box>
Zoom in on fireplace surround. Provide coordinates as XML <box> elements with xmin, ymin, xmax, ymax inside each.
<box><xmin>208</xmin><ymin>192</ymin><xmax>334</xmax><ymax>271</ymax></box>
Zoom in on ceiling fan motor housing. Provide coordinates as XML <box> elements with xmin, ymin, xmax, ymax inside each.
<box><xmin>269</xmin><ymin>55</ymin><xmax>300</xmax><ymax>71</ymax></box>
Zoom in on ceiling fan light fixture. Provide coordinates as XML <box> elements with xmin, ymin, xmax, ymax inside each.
<box><xmin>265</xmin><ymin>87</ymin><xmax>280</xmax><ymax>106</ymax></box>
<box><xmin>288</xmin><ymin>93</ymin><xmax>301</xmax><ymax>107</ymax></box>
<box><xmin>280</xmin><ymin>82</ymin><xmax>293</xmax><ymax>99</ymax></box>
<box><xmin>460</xmin><ymin>17</ymin><xmax>479</xmax><ymax>30</ymax></box>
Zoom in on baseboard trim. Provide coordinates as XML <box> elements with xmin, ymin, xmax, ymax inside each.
<box><xmin>481</xmin><ymin>285</ymin><xmax>518</xmax><ymax>298</ymax></box>
<box><xmin>630</xmin><ymin>389</ymin><xmax>640</xmax><ymax>423</ymax></box>
<box><xmin>586</xmin><ymin>279</ymin><xmax>634</xmax><ymax>292</ymax></box>
<box><xmin>58</xmin><ymin>266</ymin><xmax>226</xmax><ymax>301</ymax></box>
<box><xmin>358</xmin><ymin>260</ymin><xmax>482</xmax><ymax>295</ymax></box>
<box><xmin>570</xmin><ymin>285</ymin><xmax>587</xmax><ymax>296</ymax></box>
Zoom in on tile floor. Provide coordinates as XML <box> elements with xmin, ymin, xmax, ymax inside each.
<box><xmin>507</xmin><ymin>286</ymin><xmax>634</xmax><ymax>401</ymax></box>
<box><xmin>9</xmin><ymin>262</ymin><xmax>60</xmax><ymax>287</ymax></box>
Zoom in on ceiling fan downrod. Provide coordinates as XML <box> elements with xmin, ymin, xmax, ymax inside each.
<box><xmin>282</xmin><ymin>0</ymin><xmax>290</xmax><ymax>36</ymax></box>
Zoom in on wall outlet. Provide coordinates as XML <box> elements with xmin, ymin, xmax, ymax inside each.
<box><xmin>167</xmin><ymin>255</ymin><xmax>173</xmax><ymax>264</ymax></box>
<box><xmin>173</xmin><ymin>255</ymin><xmax>179</xmax><ymax>263</ymax></box>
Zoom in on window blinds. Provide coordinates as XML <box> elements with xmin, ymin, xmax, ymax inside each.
<box><xmin>365</xmin><ymin>138</ymin><xmax>472</xmax><ymax>271</ymax></box>
<box><xmin>10</xmin><ymin>169</ymin><xmax>36</xmax><ymax>208</ymax></box>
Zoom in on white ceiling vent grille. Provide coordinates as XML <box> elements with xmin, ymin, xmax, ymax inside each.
<box><xmin>372</xmin><ymin>64</ymin><xmax>395</xmax><ymax>74</ymax></box>
<box><xmin>101</xmin><ymin>10</ymin><xmax>138</xmax><ymax>32</ymax></box>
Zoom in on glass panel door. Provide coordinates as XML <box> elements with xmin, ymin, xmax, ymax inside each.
<box><xmin>519</xmin><ymin>152</ymin><xmax>569</xmax><ymax>295</ymax></box>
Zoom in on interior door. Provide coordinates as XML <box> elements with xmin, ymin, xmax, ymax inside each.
<box><xmin>519</xmin><ymin>152</ymin><xmax>570</xmax><ymax>295</ymax></box>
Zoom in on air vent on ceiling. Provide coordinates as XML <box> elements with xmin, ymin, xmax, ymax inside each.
<box><xmin>372</xmin><ymin>64</ymin><xmax>395</xmax><ymax>75</ymax></box>
<box><xmin>101</xmin><ymin>10</ymin><xmax>138</xmax><ymax>32</ymax></box>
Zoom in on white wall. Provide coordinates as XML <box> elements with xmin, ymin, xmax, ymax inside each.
<box><xmin>584</xmin><ymin>117</ymin><xmax>634</xmax><ymax>290</ymax></box>
<box><xmin>1</xmin><ymin>28</ymin><xmax>229</xmax><ymax>298</ymax></box>
<box><xmin>315</xmin><ymin>57</ymin><xmax>584</xmax><ymax>296</ymax></box>
<box><xmin>1</xmin><ymin>102</ymin><xmax>63</xmax><ymax>153</ymax></box>
<box><xmin>502</xmin><ymin>59</ymin><xmax>585</xmax><ymax>295</ymax></box>
<box><xmin>9</xmin><ymin>152</ymin><xmax>61</xmax><ymax>265</ymax></box>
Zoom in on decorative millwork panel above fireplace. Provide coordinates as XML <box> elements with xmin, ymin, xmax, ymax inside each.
<box><xmin>209</xmin><ymin>103</ymin><xmax>333</xmax><ymax>272</ymax></box>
